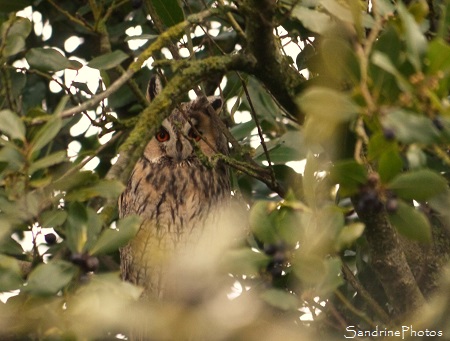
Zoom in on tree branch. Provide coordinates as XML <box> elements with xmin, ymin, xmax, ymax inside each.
<box><xmin>241</xmin><ymin>0</ymin><xmax>305</xmax><ymax>123</ymax></box>
<box><xmin>352</xmin><ymin>201</ymin><xmax>426</xmax><ymax>318</ymax></box>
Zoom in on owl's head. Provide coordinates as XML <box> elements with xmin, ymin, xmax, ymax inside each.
<box><xmin>143</xmin><ymin>76</ymin><xmax>226</xmax><ymax>165</ymax></box>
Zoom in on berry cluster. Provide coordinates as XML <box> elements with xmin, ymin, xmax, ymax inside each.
<box><xmin>70</xmin><ymin>253</ymin><xmax>99</xmax><ymax>273</ymax></box>
<box><xmin>264</xmin><ymin>241</ymin><xmax>289</xmax><ymax>279</ymax></box>
<box><xmin>355</xmin><ymin>173</ymin><xmax>399</xmax><ymax>214</ymax></box>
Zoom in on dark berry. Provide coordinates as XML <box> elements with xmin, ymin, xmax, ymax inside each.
<box><xmin>367</xmin><ymin>173</ymin><xmax>380</xmax><ymax>187</ymax></box>
<box><xmin>357</xmin><ymin>187</ymin><xmax>382</xmax><ymax>213</ymax></box>
<box><xmin>85</xmin><ymin>256</ymin><xmax>99</xmax><ymax>272</ymax></box>
<box><xmin>383</xmin><ymin>127</ymin><xmax>396</xmax><ymax>141</ymax></box>
<box><xmin>267</xmin><ymin>262</ymin><xmax>283</xmax><ymax>278</ymax></box>
<box><xmin>44</xmin><ymin>233</ymin><xmax>57</xmax><ymax>245</ymax></box>
<box><xmin>263</xmin><ymin>243</ymin><xmax>278</xmax><ymax>256</ymax></box>
<box><xmin>385</xmin><ymin>198</ymin><xmax>399</xmax><ymax>213</ymax></box>
<box><xmin>272</xmin><ymin>250</ymin><xmax>286</xmax><ymax>265</ymax></box>
<box><xmin>70</xmin><ymin>253</ymin><xmax>86</xmax><ymax>267</ymax></box>
<box><xmin>432</xmin><ymin>117</ymin><xmax>445</xmax><ymax>131</ymax></box>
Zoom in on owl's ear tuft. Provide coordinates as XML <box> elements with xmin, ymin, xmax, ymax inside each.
<box><xmin>147</xmin><ymin>76</ymin><xmax>163</xmax><ymax>101</ymax></box>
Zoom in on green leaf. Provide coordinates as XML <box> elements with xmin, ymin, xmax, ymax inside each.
<box><xmin>367</xmin><ymin>132</ymin><xmax>395</xmax><ymax>160</ymax></box>
<box><xmin>378</xmin><ymin>149</ymin><xmax>403</xmax><ymax>183</ymax></box>
<box><xmin>24</xmin><ymin>260</ymin><xmax>77</xmax><ymax>296</ymax></box>
<box><xmin>152</xmin><ymin>0</ymin><xmax>184</xmax><ymax>27</ymax></box>
<box><xmin>249</xmin><ymin>201</ymin><xmax>277</xmax><ymax>243</ymax></box>
<box><xmin>90</xmin><ymin>216</ymin><xmax>141</xmax><ymax>255</ymax></box>
<box><xmin>320</xmin><ymin>0</ymin><xmax>354</xmax><ymax>23</ymax></box>
<box><xmin>64</xmin><ymin>202</ymin><xmax>88</xmax><ymax>253</ymax></box>
<box><xmin>397</xmin><ymin>2</ymin><xmax>427</xmax><ymax>71</ymax></box>
<box><xmin>230</xmin><ymin>120</ymin><xmax>255</xmax><ymax>140</ymax></box>
<box><xmin>371</xmin><ymin>52</ymin><xmax>412</xmax><ymax>92</ymax></box>
<box><xmin>30</xmin><ymin>116</ymin><xmax>62</xmax><ymax>154</ymax></box>
<box><xmin>65</xmin><ymin>179</ymin><xmax>125</xmax><ymax>202</ymax></box>
<box><xmin>224</xmin><ymin>249</ymin><xmax>270</xmax><ymax>276</ymax></box>
<box><xmin>3</xmin><ymin>35</ymin><xmax>25</xmax><ymax>57</ymax></box>
<box><xmin>291</xmin><ymin>6</ymin><xmax>332</xmax><ymax>34</ymax></box>
<box><xmin>330</xmin><ymin>160</ymin><xmax>367</xmax><ymax>196</ymax></box>
<box><xmin>383</xmin><ymin>109</ymin><xmax>440</xmax><ymax>144</ymax></box>
<box><xmin>40</xmin><ymin>209</ymin><xmax>68</xmax><ymax>228</ymax></box>
<box><xmin>335</xmin><ymin>223</ymin><xmax>365</xmax><ymax>250</ymax></box>
<box><xmin>0</xmin><ymin>255</ymin><xmax>23</xmax><ymax>291</ymax></box>
<box><xmin>29</xmin><ymin>150</ymin><xmax>67</xmax><ymax>174</ymax></box>
<box><xmin>387</xmin><ymin>200</ymin><xmax>431</xmax><ymax>242</ymax></box>
<box><xmin>0</xmin><ymin>110</ymin><xmax>25</xmax><ymax>140</ymax></box>
<box><xmin>426</xmin><ymin>39</ymin><xmax>450</xmax><ymax>74</ymax></box>
<box><xmin>261</xmin><ymin>289</ymin><xmax>298</xmax><ymax>311</ymax></box>
<box><xmin>26</xmin><ymin>48</ymin><xmax>80</xmax><ymax>72</ymax></box>
<box><xmin>388</xmin><ymin>169</ymin><xmax>447</xmax><ymax>201</ymax></box>
<box><xmin>87</xmin><ymin>50</ymin><xmax>129</xmax><ymax>70</ymax></box>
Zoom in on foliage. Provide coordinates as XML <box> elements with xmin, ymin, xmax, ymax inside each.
<box><xmin>0</xmin><ymin>0</ymin><xmax>450</xmax><ymax>340</ymax></box>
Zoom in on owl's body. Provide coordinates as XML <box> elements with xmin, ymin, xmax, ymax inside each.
<box><xmin>119</xmin><ymin>79</ymin><xmax>229</xmax><ymax>298</ymax></box>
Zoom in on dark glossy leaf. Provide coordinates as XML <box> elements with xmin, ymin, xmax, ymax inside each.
<box><xmin>88</xmin><ymin>50</ymin><xmax>129</xmax><ymax>70</ymax></box>
<box><xmin>26</xmin><ymin>48</ymin><xmax>80</xmax><ymax>72</ymax></box>
<box><xmin>388</xmin><ymin>169</ymin><xmax>447</xmax><ymax>201</ymax></box>
<box><xmin>152</xmin><ymin>0</ymin><xmax>184</xmax><ymax>27</ymax></box>
<box><xmin>387</xmin><ymin>200</ymin><xmax>431</xmax><ymax>242</ymax></box>
<box><xmin>90</xmin><ymin>215</ymin><xmax>141</xmax><ymax>255</ymax></box>
<box><xmin>378</xmin><ymin>149</ymin><xmax>403</xmax><ymax>183</ymax></box>
<box><xmin>24</xmin><ymin>260</ymin><xmax>77</xmax><ymax>296</ymax></box>
<box><xmin>330</xmin><ymin>160</ymin><xmax>367</xmax><ymax>196</ymax></box>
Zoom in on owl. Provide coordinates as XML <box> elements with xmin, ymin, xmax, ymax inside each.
<box><xmin>118</xmin><ymin>76</ymin><xmax>230</xmax><ymax>299</ymax></box>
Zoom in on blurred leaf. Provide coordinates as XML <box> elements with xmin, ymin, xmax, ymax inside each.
<box><xmin>426</xmin><ymin>39</ymin><xmax>450</xmax><ymax>74</ymax></box>
<box><xmin>335</xmin><ymin>223</ymin><xmax>365</xmax><ymax>250</ymax></box>
<box><xmin>40</xmin><ymin>209</ymin><xmax>68</xmax><ymax>228</ymax></box>
<box><xmin>378</xmin><ymin>149</ymin><xmax>403</xmax><ymax>183</ymax></box>
<box><xmin>90</xmin><ymin>216</ymin><xmax>141</xmax><ymax>255</ymax></box>
<box><xmin>29</xmin><ymin>151</ymin><xmax>67</xmax><ymax>174</ymax></box>
<box><xmin>54</xmin><ymin>171</ymin><xmax>99</xmax><ymax>193</ymax></box>
<box><xmin>371</xmin><ymin>52</ymin><xmax>412</xmax><ymax>92</ymax></box>
<box><xmin>0</xmin><ymin>255</ymin><xmax>23</xmax><ymax>291</ymax></box>
<box><xmin>387</xmin><ymin>200</ymin><xmax>431</xmax><ymax>242</ymax></box>
<box><xmin>3</xmin><ymin>35</ymin><xmax>25</xmax><ymax>57</ymax></box>
<box><xmin>65</xmin><ymin>202</ymin><xmax>88</xmax><ymax>253</ymax></box>
<box><xmin>0</xmin><ymin>109</ymin><xmax>25</xmax><ymax>140</ymax></box>
<box><xmin>24</xmin><ymin>260</ymin><xmax>77</xmax><ymax>296</ymax></box>
<box><xmin>65</xmin><ymin>179</ymin><xmax>125</xmax><ymax>202</ymax></box>
<box><xmin>30</xmin><ymin>116</ymin><xmax>62</xmax><ymax>154</ymax></box>
<box><xmin>152</xmin><ymin>0</ymin><xmax>184</xmax><ymax>27</ymax></box>
<box><xmin>224</xmin><ymin>248</ymin><xmax>270</xmax><ymax>276</ymax></box>
<box><xmin>320</xmin><ymin>0</ymin><xmax>353</xmax><ymax>23</ymax></box>
<box><xmin>367</xmin><ymin>132</ymin><xmax>396</xmax><ymax>160</ymax></box>
<box><xmin>0</xmin><ymin>236</ymin><xmax>24</xmax><ymax>257</ymax></box>
<box><xmin>330</xmin><ymin>160</ymin><xmax>367</xmax><ymax>196</ymax></box>
<box><xmin>230</xmin><ymin>121</ymin><xmax>255</xmax><ymax>140</ymax></box>
<box><xmin>249</xmin><ymin>201</ymin><xmax>277</xmax><ymax>243</ymax></box>
<box><xmin>388</xmin><ymin>169</ymin><xmax>447</xmax><ymax>201</ymax></box>
<box><xmin>87</xmin><ymin>50</ymin><xmax>129</xmax><ymax>70</ymax></box>
<box><xmin>397</xmin><ymin>2</ymin><xmax>427</xmax><ymax>71</ymax></box>
<box><xmin>291</xmin><ymin>6</ymin><xmax>332</xmax><ymax>34</ymax></box>
<box><xmin>383</xmin><ymin>109</ymin><xmax>439</xmax><ymax>144</ymax></box>
<box><xmin>406</xmin><ymin>145</ymin><xmax>427</xmax><ymax>169</ymax></box>
<box><xmin>26</xmin><ymin>48</ymin><xmax>81</xmax><ymax>72</ymax></box>
<box><xmin>261</xmin><ymin>289</ymin><xmax>298</xmax><ymax>311</ymax></box>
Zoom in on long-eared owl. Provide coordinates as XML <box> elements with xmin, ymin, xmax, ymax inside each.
<box><xmin>118</xmin><ymin>76</ymin><xmax>230</xmax><ymax>298</ymax></box>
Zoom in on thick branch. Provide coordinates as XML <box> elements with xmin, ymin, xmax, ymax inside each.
<box><xmin>353</xmin><ymin>201</ymin><xmax>425</xmax><ymax>318</ymax></box>
<box><xmin>241</xmin><ymin>0</ymin><xmax>305</xmax><ymax>123</ymax></box>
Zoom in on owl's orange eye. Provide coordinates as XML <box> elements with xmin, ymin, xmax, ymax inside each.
<box><xmin>188</xmin><ymin>128</ymin><xmax>202</xmax><ymax>142</ymax></box>
<box><xmin>156</xmin><ymin>128</ymin><xmax>170</xmax><ymax>142</ymax></box>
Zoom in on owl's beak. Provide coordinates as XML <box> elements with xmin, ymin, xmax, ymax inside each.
<box><xmin>174</xmin><ymin>137</ymin><xmax>192</xmax><ymax>163</ymax></box>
